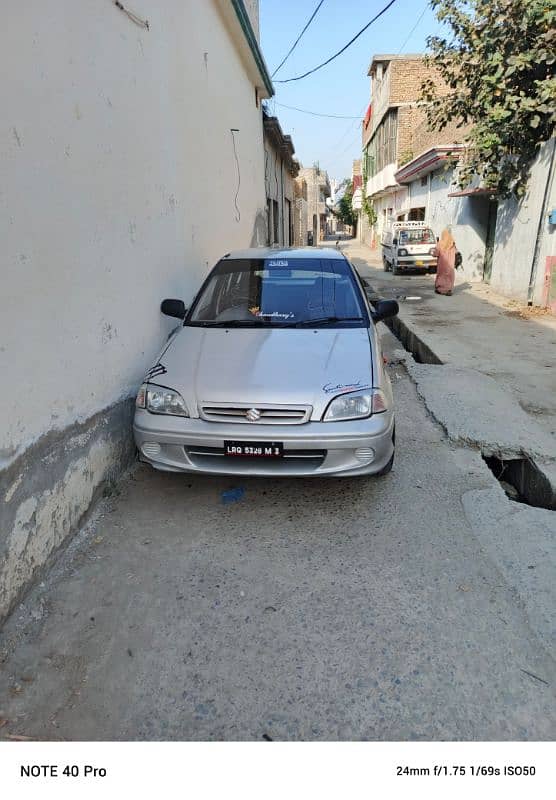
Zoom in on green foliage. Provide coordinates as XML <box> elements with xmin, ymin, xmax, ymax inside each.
<box><xmin>362</xmin><ymin>192</ymin><xmax>377</xmax><ymax>226</ymax></box>
<box><xmin>398</xmin><ymin>149</ymin><xmax>414</xmax><ymax>167</ymax></box>
<box><xmin>336</xmin><ymin>180</ymin><xmax>357</xmax><ymax>227</ymax></box>
<box><xmin>421</xmin><ymin>0</ymin><xmax>555</xmax><ymax>197</ymax></box>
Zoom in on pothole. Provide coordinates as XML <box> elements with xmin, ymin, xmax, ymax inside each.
<box><xmin>482</xmin><ymin>454</ymin><xmax>556</xmax><ymax>510</ymax></box>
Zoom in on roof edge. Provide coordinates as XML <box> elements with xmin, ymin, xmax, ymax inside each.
<box><xmin>395</xmin><ymin>144</ymin><xmax>466</xmax><ymax>183</ymax></box>
<box><xmin>230</xmin><ymin>0</ymin><xmax>274</xmax><ymax>97</ymax></box>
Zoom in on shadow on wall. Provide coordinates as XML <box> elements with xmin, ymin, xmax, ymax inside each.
<box><xmin>250</xmin><ymin>210</ymin><xmax>267</xmax><ymax>248</ymax></box>
<box><xmin>493</xmin><ymin>141</ymin><xmax>554</xmax><ymax>249</ymax></box>
<box><xmin>455</xmin><ymin>196</ymin><xmax>489</xmax><ymax>281</ymax></box>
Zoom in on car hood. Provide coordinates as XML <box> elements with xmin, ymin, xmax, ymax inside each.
<box><xmin>149</xmin><ymin>327</ymin><xmax>374</xmax><ymax>420</ymax></box>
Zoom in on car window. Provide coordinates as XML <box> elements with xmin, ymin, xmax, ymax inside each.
<box><xmin>398</xmin><ymin>228</ymin><xmax>435</xmax><ymax>244</ymax></box>
<box><xmin>187</xmin><ymin>258</ymin><xmax>368</xmax><ymax>327</ymax></box>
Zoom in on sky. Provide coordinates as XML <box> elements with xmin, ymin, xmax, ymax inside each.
<box><xmin>259</xmin><ymin>0</ymin><xmax>446</xmax><ymax>184</ymax></box>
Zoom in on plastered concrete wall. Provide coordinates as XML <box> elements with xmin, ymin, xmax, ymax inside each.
<box><xmin>264</xmin><ymin>140</ymin><xmax>294</xmax><ymax>245</ymax></box>
<box><xmin>426</xmin><ymin>170</ymin><xmax>488</xmax><ymax>282</ymax></box>
<box><xmin>0</xmin><ymin>0</ymin><xmax>267</xmax><ymax>622</ymax></box>
<box><xmin>490</xmin><ymin>139</ymin><xmax>556</xmax><ymax>303</ymax></box>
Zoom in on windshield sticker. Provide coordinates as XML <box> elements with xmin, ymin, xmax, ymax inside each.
<box><xmin>145</xmin><ymin>362</ymin><xmax>167</xmax><ymax>381</ymax></box>
<box><xmin>249</xmin><ymin>307</ymin><xmax>295</xmax><ymax>320</ymax></box>
<box><xmin>323</xmin><ymin>379</ymin><xmax>371</xmax><ymax>395</ymax></box>
<box><xmin>267</xmin><ymin>260</ymin><xmax>289</xmax><ymax>267</ymax></box>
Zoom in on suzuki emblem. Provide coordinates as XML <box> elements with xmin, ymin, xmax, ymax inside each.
<box><xmin>245</xmin><ymin>408</ymin><xmax>261</xmax><ymax>422</ymax></box>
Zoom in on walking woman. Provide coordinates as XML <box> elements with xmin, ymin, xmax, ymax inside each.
<box><xmin>433</xmin><ymin>228</ymin><xmax>457</xmax><ymax>296</ymax></box>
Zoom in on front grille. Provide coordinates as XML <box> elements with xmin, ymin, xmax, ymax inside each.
<box><xmin>200</xmin><ymin>403</ymin><xmax>312</xmax><ymax>425</ymax></box>
<box><xmin>184</xmin><ymin>446</ymin><xmax>326</xmax><ymax>472</ymax></box>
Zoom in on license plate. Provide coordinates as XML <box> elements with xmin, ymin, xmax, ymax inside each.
<box><xmin>224</xmin><ymin>441</ymin><xmax>283</xmax><ymax>457</ymax></box>
<box><xmin>415</xmin><ymin>260</ymin><xmax>424</xmax><ymax>266</ymax></box>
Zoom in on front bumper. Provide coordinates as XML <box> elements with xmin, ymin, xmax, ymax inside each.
<box><xmin>133</xmin><ymin>409</ymin><xmax>395</xmax><ymax>477</ymax></box>
<box><xmin>397</xmin><ymin>256</ymin><xmax>436</xmax><ymax>270</ymax></box>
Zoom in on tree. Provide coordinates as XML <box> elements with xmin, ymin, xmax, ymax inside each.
<box><xmin>336</xmin><ymin>180</ymin><xmax>357</xmax><ymax>227</ymax></box>
<box><xmin>421</xmin><ymin>0</ymin><xmax>555</xmax><ymax>197</ymax></box>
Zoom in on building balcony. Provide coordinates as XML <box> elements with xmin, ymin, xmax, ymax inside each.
<box><xmin>366</xmin><ymin>162</ymin><xmax>399</xmax><ymax>198</ymax></box>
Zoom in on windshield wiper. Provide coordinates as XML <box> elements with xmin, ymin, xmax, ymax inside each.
<box><xmin>288</xmin><ymin>316</ymin><xmax>366</xmax><ymax>327</ymax></box>
<box><xmin>193</xmin><ymin>319</ymin><xmax>271</xmax><ymax>328</ymax></box>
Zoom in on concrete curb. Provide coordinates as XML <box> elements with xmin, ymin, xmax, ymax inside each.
<box><xmin>363</xmin><ymin>279</ymin><xmax>556</xmax><ymax>510</ymax></box>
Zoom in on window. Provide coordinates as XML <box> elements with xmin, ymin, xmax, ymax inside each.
<box><xmin>187</xmin><ymin>259</ymin><xmax>368</xmax><ymax>328</ymax></box>
<box><xmin>420</xmin><ymin>176</ymin><xmax>428</xmax><ymax>187</ymax></box>
<box><xmin>398</xmin><ymin>227</ymin><xmax>435</xmax><ymax>244</ymax></box>
<box><xmin>366</xmin><ymin>109</ymin><xmax>398</xmax><ymax>177</ymax></box>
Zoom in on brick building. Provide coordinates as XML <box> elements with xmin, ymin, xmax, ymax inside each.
<box><xmin>298</xmin><ymin>165</ymin><xmax>331</xmax><ymax>244</ymax></box>
<box><xmin>293</xmin><ymin>175</ymin><xmax>308</xmax><ymax>246</ymax></box>
<box><xmin>360</xmin><ymin>54</ymin><xmax>467</xmax><ymax>246</ymax></box>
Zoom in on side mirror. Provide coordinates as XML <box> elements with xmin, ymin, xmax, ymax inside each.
<box><xmin>371</xmin><ymin>299</ymin><xmax>399</xmax><ymax>323</ymax></box>
<box><xmin>161</xmin><ymin>298</ymin><xmax>187</xmax><ymax>319</ymax></box>
<box><xmin>392</xmin><ymin>237</ymin><xmax>398</xmax><ymax>246</ymax></box>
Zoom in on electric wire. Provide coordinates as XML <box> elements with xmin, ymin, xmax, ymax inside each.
<box><xmin>274</xmin><ymin>0</ymin><xmax>399</xmax><ymax>84</ymax></box>
<box><xmin>395</xmin><ymin>3</ymin><xmax>428</xmax><ymax>55</ymax></box>
<box><xmin>274</xmin><ymin>102</ymin><xmax>361</xmax><ymax>119</ymax></box>
<box><xmin>271</xmin><ymin>0</ymin><xmax>326</xmax><ymax>78</ymax></box>
<box><xmin>323</xmin><ymin>4</ymin><xmax>429</xmax><ymax>164</ymax></box>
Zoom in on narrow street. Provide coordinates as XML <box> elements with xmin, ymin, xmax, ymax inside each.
<box><xmin>1</xmin><ymin>318</ymin><xmax>554</xmax><ymax>741</ymax></box>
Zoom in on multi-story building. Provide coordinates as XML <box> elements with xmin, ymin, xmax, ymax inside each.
<box><xmin>293</xmin><ymin>175</ymin><xmax>308</xmax><ymax>246</ymax></box>
<box><xmin>298</xmin><ymin>165</ymin><xmax>331</xmax><ymax>243</ymax></box>
<box><xmin>263</xmin><ymin>108</ymin><xmax>299</xmax><ymax>246</ymax></box>
<box><xmin>361</xmin><ymin>54</ymin><xmax>466</xmax><ymax>245</ymax></box>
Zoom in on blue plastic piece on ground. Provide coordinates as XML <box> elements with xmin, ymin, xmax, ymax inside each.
<box><xmin>221</xmin><ymin>487</ymin><xmax>245</xmax><ymax>505</ymax></box>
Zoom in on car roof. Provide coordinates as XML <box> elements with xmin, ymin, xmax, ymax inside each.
<box><xmin>221</xmin><ymin>247</ymin><xmax>346</xmax><ymax>261</ymax></box>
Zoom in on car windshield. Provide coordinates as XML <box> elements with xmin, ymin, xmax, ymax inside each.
<box><xmin>187</xmin><ymin>257</ymin><xmax>368</xmax><ymax>327</ymax></box>
<box><xmin>398</xmin><ymin>228</ymin><xmax>435</xmax><ymax>244</ymax></box>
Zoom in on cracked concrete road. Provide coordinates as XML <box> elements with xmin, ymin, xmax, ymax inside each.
<box><xmin>0</xmin><ymin>329</ymin><xmax>555</xmax><ymax>741</ymax></box>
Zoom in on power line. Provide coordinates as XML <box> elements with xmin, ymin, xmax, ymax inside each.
<box><xmin>274</xmin><ymin>101</ymin><xmax>361</xmax><ymax>119</ymax></box>
<box><xmin>396</xmin><ymin>3</ymin><xmax>428</xmax><ymax>55</ymax></box>
<box><xmin>271</xmin><ymin>0</ymin><xmax>326</xmax><ymax>78</ymax></box>
<box><xmin>275</xmin><ymin>0</ymin><xmax>399</xmax><ymax>84</ymax></box>
<box><xmin>326</xmin><ymin>4</ymin><xmax>428</xmax><ymax>159</ymax></box>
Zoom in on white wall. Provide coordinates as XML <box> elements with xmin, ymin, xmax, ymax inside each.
<box><xmin>0</xmin><ymin>0</ymin><xmax>267</xmax><ymax>621</ymax></box>
<box><xmin>490</xmin><ymin>139</ymin><xmax>556</xmax><ymax>303</ymax></box>
<box><xmin>264</xmin><ymin>139</ymin><xmax>294</xmax><ymax>245</ymax></box>
<box><xmin>426</xmin><ymin>169</ymin><xmax>488</xmax><ymax>282</ymax></box>
<box><xmin>366</xmin><ymin>163</ymin><xmax>398</xmax><ymax>197</ymax></box>
<box><xmin>1</xmin><ymin>0</ymin><xmax>266</xmax><ymax>463</ymax></box>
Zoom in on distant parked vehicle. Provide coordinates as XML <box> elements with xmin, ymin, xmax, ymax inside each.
<box><xmin>382</xmin><ymin>221</ymin><xmax>437</xmax><ymax>275</ymax></box>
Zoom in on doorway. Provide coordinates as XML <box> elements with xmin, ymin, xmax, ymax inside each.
<box><xmin>483</xmin><ymin>200</ymin><xmax>498</xmax><ymax>282</ymax></box>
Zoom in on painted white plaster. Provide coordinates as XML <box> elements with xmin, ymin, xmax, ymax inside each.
<box><xmin>0</xmin><ymin>0</ymin><xmax>267</xmax><ymax>462</ymax></box>
<box><xmin>490</xmin><ymin>139</ymin><xmax>556</xmax><ymax>302</ymax></box>
<box><xmin>366</xmin><ymin>163</ymin><xmax>398</xmax><ymax>197</ymax></box>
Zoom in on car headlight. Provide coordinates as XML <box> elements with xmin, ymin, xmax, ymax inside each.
<box><xmin>135</xmin><ymin>383</ymin><xmax>189</xmax><ymax>417</ymax></box>
<box><xmin>429</xmin><ymin>247</ymin><xmax>436</xmax><ymax>256</ymax></box>
<box><xmin>323</xmin><ymin>388</ymin><xmax>388</xmax><ymax>421</ymax></box>
<box><xmin>397</xmin><ymin>248</ymin><xmax>408</xmax><ymax>257</ymax></box>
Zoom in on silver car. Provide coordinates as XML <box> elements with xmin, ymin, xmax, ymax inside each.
<box><xmin>133</xmin><ymin>247</ymin><xmax>399</xmax><ymax>477</ymax></box>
